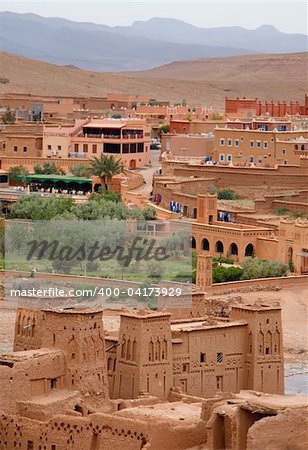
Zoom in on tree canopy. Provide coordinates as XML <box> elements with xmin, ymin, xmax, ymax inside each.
<box><xmin>90</xmin><ymin>154</ymin><xmax>123</xmax><ymax>190</ymax></box>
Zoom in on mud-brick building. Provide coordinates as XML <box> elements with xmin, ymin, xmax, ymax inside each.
<box><xmin>106</xmin><ymin>302</ymin><xmax>284</xmax><ymax>400</ymax></box>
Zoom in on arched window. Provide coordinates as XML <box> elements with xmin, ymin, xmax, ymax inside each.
<box><xmin>288</xmin><ymin>247</ymin><xmax>293</xmax><ymax>263</ymax></box>
<box><xmin>202</xmin><ymin>238</ymin><xmax>210</xmax><ymax>251</ymax></box>
<box><xmin>162</xmin><ymin>339</ymin><xmax>168</xmax><ymax>360</ymax></box>
<box><xmin>121</xmin><ymin>337</ymin><xmax>126</xmax><ymax>359</ymax></box>
<box><xmin>215</xmin><ymin>241</ymin><xmax>224</xmax><ymax>254</ymax></box>
<box><xmin>258</xmin><ymin>330</ymin><xmax>264</xmax><ymax>354</ymax></box>
<box><xmin>126</xmin><ymin>339</ymin><xmax>131</xmax><ymax>360</ymax></box>
<box><xmin>190</xmin><ymin>236</ymin><xmax>196</xmax><ymax>249</ymax></box>
<box><xmin>273</xmin><ymin>328</ymin><xmax>280</xmax><ymax>354</ymax></box>
<box><xmin>248</xmin><ymin>332</ymin><xmax>252</xmax><ymax>354</ymax></box>
<box><xmin>265</xmin><ymin>330</ymin><xmax>272</xmax><ymax>355</ymax></box>
<box><xmin>149</xmin><ymin>340</ymin><xmax>154</xmax><ymax>362</ymax></box>
<box><xmin>132</xmin><ymin>339</ymin><xmax>136</xmax><ymax>361</ymax></box>
<box><xmin>245</xmin><ymin>243</ymin><xmax>254</xmax><ymax>257</ymax></box>
<box><xmin>155</xmin><ymin>339</ymin><xmax>161</xmax><ymax>361</ymax></box>
<box><xmin>230</xmin><ymin>243</ymin><xmax>238</xmax><ymax>256</ymax></box>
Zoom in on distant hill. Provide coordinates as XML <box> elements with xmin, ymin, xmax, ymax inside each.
<box><xmin>115</xmin><ymin>18</ymin><xmax>308</xmax><ymax>54</ymax></box>
<box><xmin>0</xmin><ymin>12</ymin><xmax>307</xmax><ymax>71</ymax></box>
<box><xmin>0</xmin><ymin>51</ymin><xmax>307</xmax><ymax>109</ymax></box>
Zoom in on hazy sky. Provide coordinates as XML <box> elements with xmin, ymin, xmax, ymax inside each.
<box><xmin>0</xmin><ymin>1</ymin><xmax>307</xmax><ymax>35</ymax></box>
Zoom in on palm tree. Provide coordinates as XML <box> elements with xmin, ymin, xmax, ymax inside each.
<box><xmin>90</xmin><ymin>154</ymin><xmax>123</xmax><ymax>191</ymax></box>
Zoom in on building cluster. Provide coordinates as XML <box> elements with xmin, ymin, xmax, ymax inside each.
<box><xmin>0</xmin><ymin>93</ymin><xmax>307</xmax><ymax>175</ymax></box>
<box><xmin>2</xmin><ymin>279</ymin><xmax>306</xmax><ymax>450</ymax></box>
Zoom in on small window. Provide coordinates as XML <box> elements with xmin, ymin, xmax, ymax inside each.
<box><xmin>220</xmin><ymin>139</ymin><xmax>225</xmax><ymax>146</ymax></box>
<box><xmin>219</xmin><ymin>154</ymin><xmax>225</xmax><ymax>161</ymax></box>
<box><xmin>227</xmin><ymin>139</ymin><xmax>232</xmax><ymax>146</ymax></box>
<box><xmin>217</xmin><ymin>352</ymin><xmax>223</xmax><ymax>363</ymax></box>
<box><xmin>256</xmin><ymin>141</ymin><xmax>261</xmax><ymax>148</ymax></box>
<box><xmin>265</xmin><ymin>347</ymin><xmax>270</xmax><ymax>355</ymax></box>
<box><xmin>92</xmin><ymin>144</ymin><xmax>97</xmax><ymax>154</ymax></box>
<box><xmin>23</xmin><ymin>146</ymin><xmax>28</xmax><ymax>153</ymax></box>
<box><xmin>183</xmin><ymin>363</ymin><xmax>189</xmax><ymax>373</ymax></box>
<box><xmin>51</xmin><ymin>378</ymin><xmax>57</xmax><ymax>390</ymax></box>
<box><xmin>74</xmin><ymin>143</ymin><xmax>79</xmax><ymax>152</ymax></box>
<box><xmin>250</xmin><ymin>140</ymin><xmax>254</xmax><ymax>148</ymax></box>
<box><xmin>227</xmin><ymin>154</ymin><xmax>232</xmax><ymax>162</ymax></box>
<box><xmin>57</xmin><ymin>145</ymin><xmax>61</xmax><ymax>150</ymax></box>
<box><xmin>264</xmin><ymin>142</ymin><xmax>268</xmax><ymax>149</ymax></box>
<box><xmin>200</xmin><ymin>352</ymin><xmax>206</xmax><ymax>363</ymax></box>
<box><xmin>83</xmin><ymin>144</ymin><xmax>88</xmax><ymax>153</ymax></box>
<box><xmin>13</xmin><ymin>146</ymin><xmax>18</xmax><ymax>152</ymax></box>
<box><xmin>235</xmin><ymin>139</ymin><xmax>239</xmax><ymax>147</ymax></box>
<box><xmin>216</xmin><ymin>376</ymin><xmax>223</xmax><ymax>390</ymax></box>
<box><xmin>249</xmin><ymin>156</ymin><xmax>254</xmax><ymax>163</ymax></box>
<box><xmin>27</xmin><ymin>441</ymin><xmax>34</xmax><ymax>450</ymax></box>
<box><xmin>282</xmin><ymin>149</ymin><xmax>286</xmax><ymax>155</ymax></box>
<box><xmin>48</xmin><ymin>145</ymin><xmax>52</xmax><ymax>150</ymax></box>
<box><xmin>284</xmin><ymin>160</ymin><xmax>288</xmax><ymax>165</ymax></box>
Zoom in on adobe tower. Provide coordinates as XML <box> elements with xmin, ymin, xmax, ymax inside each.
<box><xmin>113</xmin><ymin>311</ymin><xmax>173</xmax><ymax>399</ymax></box>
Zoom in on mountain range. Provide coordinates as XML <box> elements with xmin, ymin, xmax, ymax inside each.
<box><xmin>0</xmin><ymin>12</ymin><xmax>307</xmax><ymax>71</ymax></box>
<box><xmin>0</xmin><ymin>51</ymin><xmax>306</xmax><ymax>109</ymax></box>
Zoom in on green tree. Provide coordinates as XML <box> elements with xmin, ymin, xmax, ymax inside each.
<box><xmin>157</xmin><ymin>124</ymin><xmax>170</xmax><ymax>138</ymax></box>
<box><xmin>90</xmin><ymin>154</ymin><xmax>123</xmax><ymax>191</ymax></box>
<box><xmin>34</xmin><ymin>162</ymin><xmax>65</xmax><ymax>175</ymax></box>
<box><xmin>71</xmin><ymin>163</ymin><xmax>93</xmax><ymax>178</ymax></box>
<box><xmin>3</xmin><ymin>107</ymin><xmax>15</xmax><ymax>124</ymax></box>
<box><xmin>9</xmin><ymin>195</ymin><xmax>74</xmax><ymax>220</ymax></box>
<box><xmin>89</xmin><ymin>189</ymin><xmax>122</xmax><ymax>203</ymax></box>
<box><xmin>8</xmin><ymin>166</ymin><xmax>29</xmax><ymax>184</ymax></box>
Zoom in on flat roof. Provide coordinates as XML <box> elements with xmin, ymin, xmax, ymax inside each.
<box><xmin>232</xmin><ymin>303</ymin><xmax>281</xmax><ymax>311</ymax></box>
<box><xmin>171</xmin><ymin>319</ymin><xmax>247</xmax><ymax>332</ymax></box>
<box><xmin>83</xmin><ymin>123</ymin><xmax>125</xmax><ymax>129</ymax></box>
<box><xmin>115</xmin><ymin>401</ymin><xmax>202</xmax><ymax>423</ymax></box>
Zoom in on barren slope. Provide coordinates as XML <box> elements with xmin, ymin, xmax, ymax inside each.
<box><xmin>0</xmin><ymin>51</ymin><xmax>307</xmax><ymax>109</ymax></box>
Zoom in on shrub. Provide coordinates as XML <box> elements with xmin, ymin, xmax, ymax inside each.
<box><xmin>213</xmin><ymin>266</ymin><xmax>243</xmax><ymax>283</ymax></box>
<box><xmin>273</xmin><ymin>207</ymin><xmax>290</xmax><ymax>216</ymax></box>
<box><xmin>218</xmin><ymin>189</ymin><xmax>240</xmax><ymax>200</ymax></box>
<box><xmin>241</xmin><ymin>258</ymin><xmax>288</xmax><ymax>280</ymax></box>
<box><xmin>213</xmin><ymin>256</ymin><xmax>234</xmax><ymax>265</ymax></box>
<box><xmin>208</xmin><ymin>184</ymin><xmax>218</xmax><ymax>195</ymax></box>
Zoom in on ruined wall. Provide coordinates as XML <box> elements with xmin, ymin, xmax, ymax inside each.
<box><xmin>247</xmin><ymin>406</ymin><xmax>308</xmax><ymax>450</ymax></box>
<box><xmin>0</xmin><ymin>349</ymin><xmax>66</xmax><ymax>414</ymax></box>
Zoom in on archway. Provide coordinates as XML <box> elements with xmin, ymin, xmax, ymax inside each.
<box><xmin>245</xmin><ymin>243</ymin><xmax>254</xmax><ymax>257</ymax></box>
<box><xmin>129</xmin><ymin>159</ymin><xmax>136</xmax><ymax>170</ymax></box>
<box><xmin>215</xmin><ymin>241</ymin><xmax>224</xmax><ymax>254</ymax></box>
<box><xmin>229</xmin><ymin>243</ymin><xmax>238</xmax><ymax>256</ymax></box>
<box><xmin>287</xmin><ymin>247</ymin><xmax>293</xmax><ymax>263</ymax></box>
<box><xmin>202</xmin><ymin>238</ymin><xmax>210</xmax><ymax>251</ymax></box>
<box><xmin>190</xmin><ymin>236</ymin><xmax>196</xmax><ymax>249</ymax></box>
